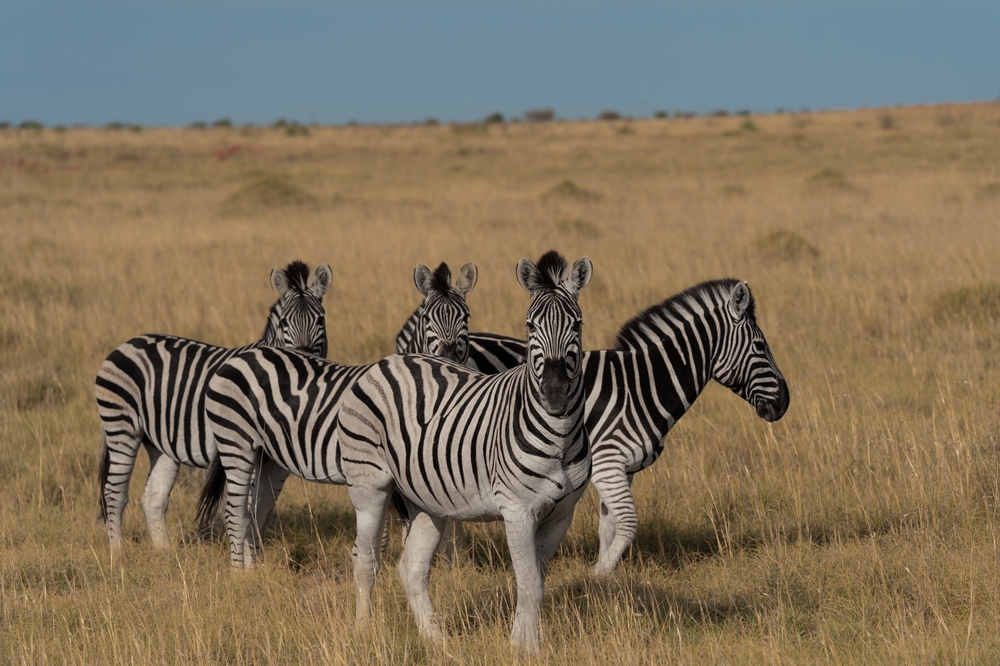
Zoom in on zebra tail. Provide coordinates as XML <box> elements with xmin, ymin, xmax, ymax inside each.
<box><xmin>97</xmin><ymin>430</ymin><xmax>110</xmax><ymax>524</ymax></box>
<box><xmin>195</xmin><ymin>455</ymin><xmax>226</xmax><ymax>532</ymax></box>
<box><xmin>390</xmin><ymin>489</ymin><xmax>411</xmax><ymax>530</ymax></box>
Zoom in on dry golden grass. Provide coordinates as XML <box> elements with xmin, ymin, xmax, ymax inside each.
<box><xmin>2</xmin><ymin>103</ymin><xmax>1000</xmax><ymax>664</ymax></box>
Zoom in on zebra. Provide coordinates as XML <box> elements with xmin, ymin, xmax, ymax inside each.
<box><xmin>337</xmin><ymin>251</ymin><xmax>592</xmax><ymax>653</ymax></box>
<box><xmin>398</xmin><ymin>278</ymin><xmax>789</xmax><ymax>574</ymax></box>
<box><xmin>95</xmin><ymin>261</ymin><xmax>331</xmax><ymax>552</ymax></box>
<box><xmin>195</xmin><ymin>261</ymin><xmax>477</xmax><ymax>564</ymax></box>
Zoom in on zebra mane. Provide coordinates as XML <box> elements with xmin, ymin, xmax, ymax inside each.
<box><xmin>429</xmin><ymin>263</ymin><xmax>452</xmax><ymax>293</ymax></box>
<box><xmin>528</xmin><ymin>250</ymin><xmax>568</xmax><ymax>291</ymax></box>
<box><xmin>283</xmin><ymin>260</ymin><xmax>312</xmax><ymax>293</ymax></box>
<box><xmin>613</xmin><ymin>278</ymin><xmax>754</xmax><ymax>351</ymax></box>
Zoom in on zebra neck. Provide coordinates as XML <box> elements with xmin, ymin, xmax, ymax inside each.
<box><xmin>522</xmin><ymin>367</ymin><xmax>587</xmax><ymax>453</ymax></box>
<box><xmin>632</xmin><ymin>339</ymin><xmax>710</xmax><ymax>436</ymax></box>
<box><xmin>396</xmin><ymin>304</ymin><xmax>422</xmax><ymax>354</ymax></box>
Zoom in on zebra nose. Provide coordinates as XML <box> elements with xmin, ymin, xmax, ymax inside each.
<box><xmin>757</xmin><ymin>377</ymin><xmax>789</xmax><ymax>422</ymax></box>
<box><xmin>439</xmin><ymin>341</ymin><xmax>460</xmax><ymax>362</ymax></box>
<box><xmin>540</xmin><ymin>358</ymin><xmax>570</xmax><ymax>416</ymax></box>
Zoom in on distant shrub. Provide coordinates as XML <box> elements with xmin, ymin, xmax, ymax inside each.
<box><xmin>977</xmin><ymin>183</ymin><xmax>1000</xmax><ymax>198</ymax></box>
<box><xmin>273</xmin><ymin>118</ymin><xmax>288</xmax><ymax>128</ymax></box>
<box><xmin>736</xmin><ymin>109</ymin><xmax>752</xmax><ymax>117</ymax></box>
<box><xmin>524</xmin><ymin>109</ymin><xmax>554</xmax><ymax>123</ymax></box>
<box><xmin>220</xmin><ymin>176</ymin><xmax>319</xmax><ymax>215</ymax></box>
<box><xmin>598</xmin><ymin>110</ymin><xmax>621</xmax><ymax>121</ymax></box>
<box><xmin>19</xmin><ymin>120</ymin><xmax>43</xmax><ymax>130</ymax></box>
<box><xmin>807</xmin><ymin>167</ymin><xmax>851</xmax><ymax>191</ymax></box>
<box><xmin>775</xmin><ymin>108</ymin><xmax>786</xmax><ymax>114</ymax></box>
<box><xmin>674</xmin><ymin>111</ymin><xmax>696</xmax><ymax>119</ymax></box>
<box><xmin>711</xmin><ymin>110</ymin><xmax>730</xmax><ymax>117</ymax></box>
<box><xmin>554</xmin><ymin>218</ymin><xmax>601</xmax><ymax>237</ymax></box>
<box><xmin>741</xmin><ymin>120</ymin><xmax>758</xmax><ymax>132</ymax></box>
<box><xmin>423</xmin><ymin>117</ymin><xmax>440</xmax><ymax>126</ymax></box>
<box><xmin>189</xmin><ymin>121</ymin><xmax>207</xmax><ymax>129</ymax></box>
<box><xmin>0</xmin><ymin>121</ymin><xmax>10</xmax><ymax>129</ymax></box>
<box><xmin>451</xmin><ymin>122</ymin><xmax>487</xmax><ymax>135</ymax></box>
<box><xmin>53</xmin><ymin>125</ymin><xmax>67</xmax><ymax>133</ymax></box>
<box><xmin>933</xmin><ymin>283</ymin><xmax>1000</xmax><ymax>324</ymax></box>
<box><xmin>284</xmin><ymin>123</ymin><xmax>310</xmax><ymax>137</ymax></box>
<box><xmin>484</xmin><ymin>112</ymin><xmax>504</xmax><ymax>124</ymax></box>
<box><xmin>542</xmin><ymin>180</ymin><xmax>601</xmax><ymax>203</ymax></box>
<box><xmin>105</xmin><ymin>121</ymin><xmax>125</xmax><ymax>131</ymax></box>
<box><xmin>214</xmin><ymin>118</ymin><xmax>233</xmax><ymax>128</ymax></box>
<box><xmin>751</xmin><ymin>230</ymin><xmax>820</xmax><ymax>262</ymax></box>
<box><xmin>879</xmin><ymin>114</ymin><xmax>895</xmax><ymax>130</ymax></box>
<box><xmin>653</xmin><ymin>110</ymin><xmax>668</xmax><ymax>119</ymax></box>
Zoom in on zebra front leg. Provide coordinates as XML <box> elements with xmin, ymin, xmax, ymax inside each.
<box><xmin>397</xmin><ymin>509</ymin><xmax>447</xmax><ymax>642</ymax></box>
<box><xmin>349</xmin><ymin>482</ymin><xmax>392</xmax><ymax>628</ymax></box>
<box><xmin>503</xmin><ymin>514</ymin><xmax>543</xmax><ymax>655</ymax></box>
<box><xmin>140</xmin><ymin>444</ymin><xmax>181</xmax><ymax>550</ymax></box>
<box><xmin>592</xmin><ymin>470</ymin><xmax>637</xmax><ymax>575</ymax></box>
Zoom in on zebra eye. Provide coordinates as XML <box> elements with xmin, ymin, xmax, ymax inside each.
<box><xmin>526</xmin><ymin>322</ymin><xmax>537</xmax><ymax>334</ymax></box>
<box><xmin>572</xmin><ymin>320</ymin><xmax>583</xmax><ymax>333</ymax></box>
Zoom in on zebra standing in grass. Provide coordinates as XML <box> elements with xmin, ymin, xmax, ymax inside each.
<box><xmin>337</xmin><ymin>251</ymin><xmax>592</xmax><ymax>653</ymax></box>
<box><xmin>195</xmin><ymin>261</ymin><xmax>477</xmax><ymax>564</ymax></box>
<box><xmin>398</xmin><ymin>278</ymin><xmax>789</xmax><ymax>574</ymax></box>
<box><xmin>95</xmin><ymin>261</ymin><xmax>331</xmax><ymax>552</ymax></box>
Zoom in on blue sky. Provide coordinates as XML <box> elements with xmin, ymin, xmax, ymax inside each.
<box><xmin>2</xmin><ymin>1</ymin><xmax>998</xmax><ymax>126</ymax></box>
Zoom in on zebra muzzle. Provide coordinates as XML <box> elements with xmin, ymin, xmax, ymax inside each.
<box><xmin>539</xmin><ymin>358</ymin><xmax>571</xmax><ymax>416</ymax></box>
<box><xmin>756</xmin><ymin>377</ymin><xmax>790</xmax><ymax>422</ymax></box>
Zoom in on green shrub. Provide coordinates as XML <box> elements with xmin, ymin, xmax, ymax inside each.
<box><xmin>213</xmin><ymin>118</ymin><xmax>233</xmax><ymax>128</ymax></box>
<box><xmin>484</xmin><ymin>112</ymin><xmax>504</xmax><ymax>124</ymax></box>
<box><xmin>933</xmin><ymin>283</ymin><xmax>1000</xmax><ymax>323</ymax></box>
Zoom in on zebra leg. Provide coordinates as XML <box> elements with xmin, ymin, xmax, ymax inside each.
<box><xmin>140</xmin><ymin>444</ymin><xmax>181</xmax><ymax>550</ymax></box>
<box><xmin>536</xmin><ymin>496</ymin><xmax>583</xmax><ymax>576</ymax></box>
<box><xmin>592</xmin><ymin>470</ymin><xmax>637</xmax><ymax>576</ymax></box>
<box><xmin>100</xmin><ymin>429</ymin><xmax>141</xmax><ymax>554</ymax></box>
<box><xmin>437</xmin><ymin>519</ymin><xmax>467</xmax><ymax>567</ymax></box>
<box><xmin>221</xmin><ymin>448</ymin><xmax>258</xmax><ymax>570</ymax></box>
<box><xmin>503</xmin><ymin>514</ymin><xmax>543</xmax><ymax>654</ymax></box>
<box><xmin>396</xmin><ymin>509</ymin><xmax>447</xmax><ymax>642</ymax></box>
<box><xmin>246</xmin><ymin>456</ymin><xmax>291</xmax><ymax>553</ymax></box>
<box><xmin>349</xmin><ymin>482</ymin><xmax>392</xmax><ymax>628</ymax></box>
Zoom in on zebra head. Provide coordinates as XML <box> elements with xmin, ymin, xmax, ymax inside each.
<box><xmin>407</xmin><ymin>261</ymin><xmax>477</xmax><ymax>364</ymax></box>
<box><xmin>517</xmin><ymin>251</ymin><xmax>592</xmax><ymax>417</ymax></box>
<box><xmin>713</xmin><ymin>280</ymin><xmax>789</xmax><ymax>423</ymax></box>
<box><xmin>262</xmin><ymin>260</ymin><xmax>331</xmax><ymax>357</ymax></box>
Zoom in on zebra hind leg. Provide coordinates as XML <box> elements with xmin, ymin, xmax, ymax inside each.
<box><xmin>246</xmin><ymin>455</ymin><xmax>291</xmax><ymax>554</ymax></box>
<box><xmin>592</xmin><ymin>470</ymin><xmax>637</xmax><ymax>576</ymax></box>
<box><xmin>99</xmin><ymin>428</ymin><xmax>142</xmax><ymax>554</ymax></box>
<box><xmin>349</xmin><ymin>481</ymin><xmax>393</xmax><ymax>628</ymax></box>
<box><xmin>437</xmin><ymin>519</ymin><xmax>467</xmax><ymax>567</ymax></box>
<box><xmin>140</xmin><ymin>444</ymin><xmax>181</xmax><ymax>550</ymax></box>
<box><xmin>221</xmin><ymin>448</ymin><xmax>258</xmax><ymax>570</ymax></box>
<box><xmin>396</xmin><ymin>508</ymin><xmax>447</xmax><ymax>642</ymax></box>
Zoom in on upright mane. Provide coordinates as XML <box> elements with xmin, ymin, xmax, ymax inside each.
<box><xmin>613</xmin><ymin>278</ymin><xmax>754</xmax><ymax>351</ymax></box>
<box><xmin>429</xmin><ymin>263</ymin><xmax>452</xmax><ymax>293</ymax></box>
<box><xmin>283</xmin><ymin>260</ymin><xmax>311</xmax><ymax>293</ymax></box>
<box><xmin>528</xmin><ymin>250</ymin><xmax>568</xmax><ymax>291</ymax></box>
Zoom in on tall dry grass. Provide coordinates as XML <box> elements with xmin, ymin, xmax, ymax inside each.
<box><xmin>2</xmin><ymin>103</ymin><xmax>1000</xmax><ymax>664</ymax></box>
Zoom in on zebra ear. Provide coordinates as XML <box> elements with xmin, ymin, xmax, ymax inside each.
<box><xmin>516</xmin><ymin>258</ymin><xmax>537</xmax><ymax>293</ymax></box>
<box><xmin>455</xmin><ymin>262</ymin><xmax>477</xmax><ymax>298</ymax></box>
<box><xmin>729</xmin><ymin>281</ymin><xmax>751</xmax><ymax>319</ymax></box>
<box><xmin>270</xmin><ymin>266</ymin><xmax>290</xmax><ymax>297</ymax></box>
<box><xmin>565</xmin><ymin>256</ymin><xmax>593</xmax><ymax>295</ymax></box>
<box><xmin>309</xmin><ymin>264</ymin><xmax>332</xmax><ymax>299</ymax></box>
<box><xmin>413</xmin><ymin>264</ymin><xmax>435</xmax><ymax>296</ymax></box>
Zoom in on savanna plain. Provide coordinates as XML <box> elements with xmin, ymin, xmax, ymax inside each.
<box><xmin>2</xmin><ymin>104</ymin><xmax>1000</xmax><ymax>664</ymax></box>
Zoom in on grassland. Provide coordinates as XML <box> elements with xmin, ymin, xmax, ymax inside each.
<box><xmin>2</xmin><ymin>103</ymin><xmax>1000</xmax><ymax>664</ymax></box>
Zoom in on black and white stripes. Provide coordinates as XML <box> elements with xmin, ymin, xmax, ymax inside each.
<box><xmin>95</xmin><ymin>261</ymin><xmax>331</xmax><ymax>551</ymax></box>
<box><xmin>337</xmin><ymin>251</ymin><xmax>592</xmax><ymax>653</ymax></box>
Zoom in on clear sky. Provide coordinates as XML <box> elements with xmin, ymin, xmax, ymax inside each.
<box><xmin>2</xmin><ymin>1</ymin><xmax>998</xmax><ymax>126</ymax></box>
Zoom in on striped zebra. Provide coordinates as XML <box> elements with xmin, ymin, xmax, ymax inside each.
<box><xmin>337</xmin><ymin>251</ymin><xmax>592</xmax><ymax>653</ymax></box>
<box><xmin>95</xmin><ymin>261</ymin><xmax>331</xmax><ymax>552</ymax></box>
<box><xmin>399</xmin><ymin>278</ymin><xmax>788</xmax><ymax>574</ymax></box>
<box><xmin>195</xmin><ymin>261</ymin><xmax>477</xmax><ymax>564</ymax></box>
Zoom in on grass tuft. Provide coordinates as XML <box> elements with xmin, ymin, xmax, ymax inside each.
<box><xmin>220</xmin><ymin>176</ymin><xmax>319</xmax><ymax>215</ymax></box>
<box><xmin>932</xmin><ymin>283</ymin><xmax>1000</xmax><ymax>323</ymax></box>
<box><xmin>543</xmin><ymin>180</ymin><xmax>601</xmax><ymax>203</ymax></box>
<box><xmin>554</xmin><ymin>218</ymin><xmax>601</xmax><ymax>237</ymax></box>
<box><xmin>750</xmin><ymin>229</ymin><xmax>820</xmax><ymax>262</ymax></box>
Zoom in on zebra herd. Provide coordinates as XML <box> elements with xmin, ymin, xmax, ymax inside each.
<box><xmin>95</xmin><ymin>252</ymin><xmax>789</xmax><ymax>653</ymax></box>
